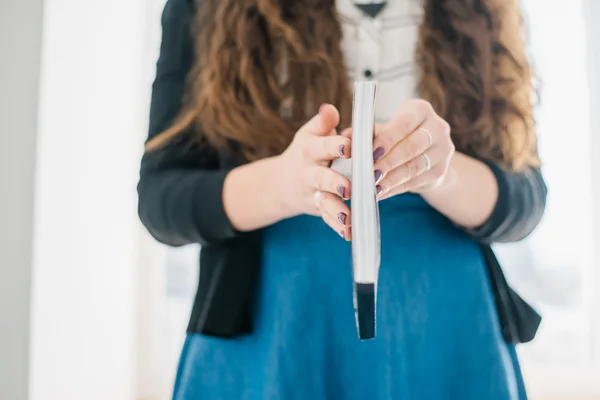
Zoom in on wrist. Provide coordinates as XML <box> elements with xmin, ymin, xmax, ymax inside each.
<box><xmin>267</xmin><ymin>155</ymin><xmax>298</xmax><ymax>219</ymax></box>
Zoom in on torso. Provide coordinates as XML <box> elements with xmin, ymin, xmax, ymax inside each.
<box><xmin>172</xmin><ymin>3</ymin><xmax>527</xmax><ymax>399</ymax></box>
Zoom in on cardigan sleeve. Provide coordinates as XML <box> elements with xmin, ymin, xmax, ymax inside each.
<box><xmin>137</xmin><ymin>0</ymin><xmax>239</xmax><ymax>247</ymax></box>
<box><xmin>465</xmin><ymin>161</ymin><xmax>548</xmax><ymax>244</ymax></box>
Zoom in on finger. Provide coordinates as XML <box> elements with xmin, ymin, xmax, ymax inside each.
<box><xmin>372</xmin><ymin>99</ymin><xmax>435</xmax><ymax>161</ymax></box>
<box><xmin>378</xmin><ymin>165</ymin><xmax>447</xmax><ymax>201</ymax></box>
<box><xmin>340</xmin><ymin>124</ymin><xmax>384</xmax><ymax>140</ymax></box>
<box><xmin>375</xmin><ymin>143</ymin><xmax>450</xmax><ymax>197</ymax></box>
<box><xmin>305</xmin><ymin>165</ymin><xmax>352</xmax><ymax>200</ymax></box>
<box><xmin>299</xmin><ymin>104</ymin><xmax>340</xmax><ymax>137</ymax></box>
<box><xmin>323</xmin><ymin>128</ymin><xmax>337</xmax><ymax>137</ymax></box>
<box><xmin>373</xmin><ymin>124</ymin><xmax>386</xmax><ymax>138</ymax></box>
<box><xmin>314</xmin><ymin>191</ymin><xmax>352</xmax><ymax>240</ymax></box>
<box><xmin>317</xmin><ymin>191</ymin><xmax>352</xmax><ymax>227</ymax></box>
<box><xmin>374</xmin><ymin>112</ymin><xmax>448</xmax><ymax>172</ymax></box>
<box><xmin>340</xmin><ymin>127</ymin><xmax>352</xmax><ymax>139</ymax></box>
<box><xmin>305</xmin><ymin>135</ymin><xmax>352</xmax><ymax>161</ymax></box>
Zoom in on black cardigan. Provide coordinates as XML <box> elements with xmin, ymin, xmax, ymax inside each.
<box><xmin>137</xmin><ymin>0</ymin><xmax>548</xmax><ymax>341</ymax></box>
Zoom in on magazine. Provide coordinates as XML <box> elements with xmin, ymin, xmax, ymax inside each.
<box><xmin>332</xmin><ymin>81</ymin><xmax>381</xmax><ymax>340</ymax></box>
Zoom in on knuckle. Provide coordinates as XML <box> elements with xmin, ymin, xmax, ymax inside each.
<box><xmin>414</xmin><ymin>99</ymin><xmax>433</xmax><ymax>116</ymax></box>
<box><xmin>447</xmin><ymin>143</ymin><xmax>456</xmax><ymax>158</ymax></box>
<box><xmin>439</xmin><ymin>118</ymin><xmax>451</xmax><ymax>136</ymax></box>
<box><xmin>447</xmin><ymin>140</ymin><xmax>456</xmax><ymax>153</ymax></box>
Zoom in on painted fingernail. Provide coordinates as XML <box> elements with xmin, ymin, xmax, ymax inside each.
<box><xmin>373</xmin><ymin>147</ymin><xmax>385</xmax><ymax>161</ymax></box>
<box><xmin>338</xmin><ymin>212</ymin><xmax>348</xmax><ymax>225</ymax></box>
<box><xmin>376</xmin><ymin>185</ymin><xmax>383</xmax><ymax>196</ymax></box>
<box><xmin>319</xmin><ymin>104</ymin><xmax>327</xmax><ymax>114</ymax></box>
<box><xmin>374</xmin><ymin>169</ymin><xmax>383</xmax><ymax>183</ymax></box>
<box><xmin>337</xmin><ymin>184</ymin><xmax>346</xmax><ymax>199</ymax></box>
<box><xmin>339</xmin><ymin>144</ymin><xmax>345</xmax><ymax>156</ymax></box>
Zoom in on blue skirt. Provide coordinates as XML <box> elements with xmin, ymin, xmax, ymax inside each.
<box><xmin>173</xmin><ymin>194</ymin><xmax>527</xmax><ymax>400</ymax></box>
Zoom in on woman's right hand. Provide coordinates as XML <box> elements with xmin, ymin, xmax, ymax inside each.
<box><xmin>275</xmin><ymin>104</ymin><xmax>353</xmax><ymax>240</ymax></box>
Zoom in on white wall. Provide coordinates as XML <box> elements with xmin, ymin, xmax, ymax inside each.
<box><xmin>584</xmin><ymin>0</ymin><xmax>600</xmax><ymax>373</ymax></box>
<box><xmin>0</xmin><ymin>0</ymin><xmax>44</xmax><ymax>399</ymax></box>
<box><xmin>29</xmin><ymin>0</ymin><xmax>150</xmax><ymax>398</ymax></box>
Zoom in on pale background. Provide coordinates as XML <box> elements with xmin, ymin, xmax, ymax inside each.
<box><xmin>1</xmin><ymin>0</ymin><xmax>599</xmax><ymax>399</ymax></box>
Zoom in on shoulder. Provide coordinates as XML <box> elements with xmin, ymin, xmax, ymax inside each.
<box><xmin>161</xmin><ymin>0</ymin><xmax>197</xmax><ymax>25</ymax></box>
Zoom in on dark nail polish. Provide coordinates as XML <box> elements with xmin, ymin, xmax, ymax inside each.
<box><xmin>338</xmin><ymin>212</ymin><xmax>347</xmax><ymax>225</ymax></box>
<box><xmin>374</xmin><ymin>170</ymin><xmax>382</xmax><ymax>183</ymax></box>
<box><xmin>373</xmin><ymin>147</ymin><xmax>384</xmax><ymax>161</ymax></box>
<box><xmin>376</xmin><ymin>185</ymin><xmax>383</xmax><ymax>196</ymax></box>
<box><xmin>337</xmin><ymin>184</ymin><xmax>346</xmax><ymax>199</ymax></box>
<box><xmin>339</xmin><ymin>144</ymin><xmax>345</xmax><ymax>156</ymax></box>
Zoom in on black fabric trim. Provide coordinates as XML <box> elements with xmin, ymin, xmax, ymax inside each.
<box><xmin>480</xmin><ymin>245</ymin><xmax>542</xmax><ymax>344</ymax></box>
<box><xmin>187</xmin><ymin>231</ymin><xmax>262</xmax><ymax>337</ymax></box>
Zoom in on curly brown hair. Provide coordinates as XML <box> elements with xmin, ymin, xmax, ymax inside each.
<box><xmin>146</xmin><ymin>0</ymin><xmax>539</xmax><ymax>171</ymax></box>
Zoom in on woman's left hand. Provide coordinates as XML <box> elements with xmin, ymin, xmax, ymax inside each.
<box><xmin>373</xmin><ymin>99</ymin><xmax>455</xmax><ymax>200</ymax></box>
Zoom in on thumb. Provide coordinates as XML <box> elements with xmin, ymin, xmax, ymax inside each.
<box><xmin>299</xmin><ymin>104</ymin><xmax>340</xmax><ymax>137</ymax></box>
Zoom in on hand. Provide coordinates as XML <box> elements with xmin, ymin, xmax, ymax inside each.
<box><xmin>372</xmin><ymin>99</ymin><xmax>455</xmax><ymax>200</ymax></box>
<box><xmin>275</xmin><ymin>104</ymin><xmax>353</xmax><ymax>240</ymax></box>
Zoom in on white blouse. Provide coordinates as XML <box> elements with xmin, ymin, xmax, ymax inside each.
<box><xmin>337</xmin><ymin>0</ymin><xmax>422</xmax><ymax>123</ymax></box>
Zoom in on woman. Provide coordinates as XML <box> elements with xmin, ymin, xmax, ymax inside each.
<box><xmin>138</xmin><ymin>0</ymin><xmax>547</xmax><ymax>398</ymax></box>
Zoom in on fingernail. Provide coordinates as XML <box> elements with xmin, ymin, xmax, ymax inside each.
<box><xmin>338</xmin><ymin>212</ymin><xmax>347</xmax><ymax>225</ymax></box>
<box><xmin>337</xmin><ymin>184</ymin><xmax>346</xmax><ymax>199</ymax></box>
<box><xmin>374</xmin><ymin>170</ymin><xmax>382</xmax><ymax>184</ymax></box>
<box><xmin>339</xmin><ymin>144</ymin><xmax>345</xmax><ymax>156</ymax></box>
<box><xmin>373</xmin><ymin>147</ymin><xmax>384</xmax><ymax>161</ymax></box>
<box><xmin>340</xmin><ymin>230</ymin><xmax>346</xmax><ymax>240</ymax></box>
<box><xmin>376</xmin><ymin>185</ymin><xmax>383</xmax><ymax>196</ymax></box>
<box><xmin>319</xmin><ymin>104</ymin><xmax>327</xmax><ymax>114</ymax></box>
